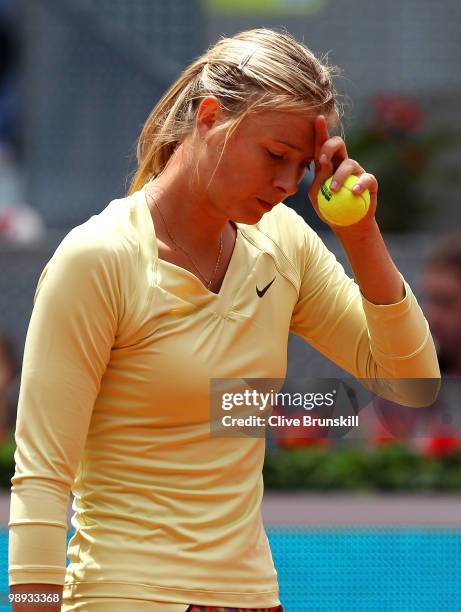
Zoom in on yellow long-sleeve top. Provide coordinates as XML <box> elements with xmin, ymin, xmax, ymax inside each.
<box><xmin>9</xmin><ymin>184</ymin><xmax>440</xmax><ymax>608</ymax></box>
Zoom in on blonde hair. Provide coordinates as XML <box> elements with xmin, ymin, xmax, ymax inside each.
<box><xmin>128</xmin><ymin>27</ymin><xmax>342</xmax><ymax>195</ymax></box>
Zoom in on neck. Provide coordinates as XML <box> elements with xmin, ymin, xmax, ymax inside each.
<box><xmin>146</xmin><ymin>147</ymin><xmax>231</xmax><ymax>253</ymax></box>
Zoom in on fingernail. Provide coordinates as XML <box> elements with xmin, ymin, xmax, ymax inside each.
<box><xmin>320</xmin><ymin>154</ymin><xmax>328</xmax><ymax>164</ymax></box>
<box><xmin>330</xmin><ymin>180</ymin><xmax>339</xmax><ymax>190</ymax></box>
<box><xmin>353</xmin><ymin>184</ymin><xmax>362</xmax><ymax>193</ymax></box>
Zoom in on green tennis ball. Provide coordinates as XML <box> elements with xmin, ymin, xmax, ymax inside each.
<box><xmin>318</xmin><ymin>175</ymin><xmax>370</xmax><ymax>226</ymax></box>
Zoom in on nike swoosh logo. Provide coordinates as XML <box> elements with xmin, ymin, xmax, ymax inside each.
<box><xmin>256</xmin><ymin>277</ymin><xmax>276</xmax><ymax>298</ymax></box>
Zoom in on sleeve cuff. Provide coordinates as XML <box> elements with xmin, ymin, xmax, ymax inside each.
<box><xmin>359</xmin><ymin>275</ymin><xmax>431</xmax><ymax>359</ymax></box>
<box><xmin>360</xmin><ymin>273</ymin><xmax>409</xmax><ymax>310</ymax></box>
<box><xmin>9</xmin><ymin>566</ymin><xmax>66</xmax><ymax>586</ymax></box>
<box><xmin>8</xmin><ymin>523</ymin><xmax>68</xmax><ymax>587</ymax></box>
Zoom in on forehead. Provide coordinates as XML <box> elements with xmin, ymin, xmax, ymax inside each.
<box><xmin>239</xmin><ymin>110</ymin><xmax>315</xmax><ymax>147</ymax></box>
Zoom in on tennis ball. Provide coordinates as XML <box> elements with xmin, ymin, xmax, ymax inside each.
<box><xmin>318</xmin><ymin>175</ymin><xmax>370</xmax><ymax>226</ymax></box>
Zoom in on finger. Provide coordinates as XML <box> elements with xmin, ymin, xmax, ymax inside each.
<box><xmin>312</xmin><ymin>117</ymin><xmax>335</xmax><ymax>187</ymax></box>
<box><xmin>312</xmin><ymin>136</ymin><xmax>348</xmax><ymax>196</ymax></box>
<box><xmin>349</xmin><ymin>172</ymin><xmax>379</xmax><ymax>196</ymax></box>
<box><xmin>329</xmin><ymin>159</ymin><xmax>365</xmax><ymax>191</ymax></box>
<box><xmin>331</xmin><ymin>171</ymin><xmax>378</xmax><ymax>196</ymax></box>
<box><xmin>314</xmin><ymin>115</ymin><xmax>330</xmax><ymax>164</ymax></box>
<box><xmin>318</xmin><ymin>136</ymin><xmax>348</xmax><ymax>174</ymax></box>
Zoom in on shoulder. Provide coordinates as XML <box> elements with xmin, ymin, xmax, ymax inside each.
<box><xmin>51</xmin><ymin>190</ymin><xmax>150</xmax><ymax>273</ymax></box>
<box><xmin>35</xmin><ymin>191</ymin><xmax>153</xmax><ymax>316</ymax></box>
<box><xmin>238</xmin><ymin>202</ymin><xmax>319</xmax><ymax>274</ymax></box>
<box><xmin>32</xmin><ymin>190</ymin><xmax>154</xmax><ymax>327</ymax></box>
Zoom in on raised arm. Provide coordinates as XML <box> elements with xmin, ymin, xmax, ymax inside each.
<box><xmin>290</xmin><ymin>116</ymin><xmax>440</xmax><ymax>406</ymax></box>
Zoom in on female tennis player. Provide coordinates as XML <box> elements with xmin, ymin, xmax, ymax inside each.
<box><xmin>9</xmin><ymin>28</ymin><xmax>440</xmax><ymax>611</ymax></box>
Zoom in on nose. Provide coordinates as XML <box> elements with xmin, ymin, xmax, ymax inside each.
<box><xmin>272</xmin><ymin>168</ymin><xmax>300</xmax><ymax>198</ymax></box>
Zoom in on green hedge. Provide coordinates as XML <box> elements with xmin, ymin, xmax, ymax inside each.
<box><xmin>263</xmin><ymin>444</ymin><xmax>461</xmax><ymax>491</ymax></box>
<box><xmin>2</xmin><ymin>437</ymin><xmax>461</xmax><ymax>491</ymax></box>
<box><xmin>0</xmin><ymin>434</ymin><xmax>15</xmax><ymax>488</ymax></box>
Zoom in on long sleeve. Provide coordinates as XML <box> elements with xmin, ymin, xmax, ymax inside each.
<box><xmin>289</xmin><ymin>225</ymin><xmax>440</xmax><ymax>407</ymax></box>
<box><xmin>8</xmin><ymin>230</ymin><xmax>123</xmax><ymax>585</ymax></box>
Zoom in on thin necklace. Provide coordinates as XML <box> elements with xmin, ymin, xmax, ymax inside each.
<box><xmin>146</xmin><ymin>189</ymin><xmax>223</xmax><ymax>290</ymax></box>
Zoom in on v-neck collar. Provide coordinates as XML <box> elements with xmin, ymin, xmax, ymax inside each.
<box><xmin>136</xmin><ymin>184</ymin><xmax>254</xmax><ymax>315</ymax></box>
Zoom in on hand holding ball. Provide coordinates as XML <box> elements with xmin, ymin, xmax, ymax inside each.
<box><xmin>317</xmin><ymin>175</ymin><xmax>370</xmax><ymax>226</ymax></box>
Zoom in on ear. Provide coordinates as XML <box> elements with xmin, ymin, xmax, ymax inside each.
<box><xmin>196</xmin><ymin>96</ymin><xmax>222</xmax><ymax>139</ymax></box>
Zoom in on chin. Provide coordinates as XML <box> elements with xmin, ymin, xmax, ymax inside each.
<box><xmin>235</xmin><ymin>200</ymin><xmax>275</xmax><ymax>224</ymax></box>
<box><xmin>235</xmin><ymin>209</ymin><xmax>267</xmax><ymax>225</ymax></box>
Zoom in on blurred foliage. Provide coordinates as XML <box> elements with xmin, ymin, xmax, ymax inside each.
<box><xmin>263</xmin><ymin>443</ymin><xmax>461</xmax><ymax>491</ymax></box>
<box><xmin>0</xmin><ymin>432</ymin><xmax>14</xmax><ymax>488</ymax></box>
<box><xmin>346</xmin><ymin>93</ymin><xmax>461</xmax><ymax>232</ymax></box>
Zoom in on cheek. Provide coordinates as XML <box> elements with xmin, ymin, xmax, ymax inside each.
<box><xmin>216</xmin><ymin>152</ymin><xmax>269</xmax><ymax>193</ymax></box>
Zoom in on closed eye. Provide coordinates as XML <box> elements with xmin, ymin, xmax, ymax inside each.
<box><xmin>268</xmin><ymin>149</ymin><xmax>312</xmax><ymax>170</ymax></box>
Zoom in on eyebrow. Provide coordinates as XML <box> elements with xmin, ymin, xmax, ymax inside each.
<box><xmin>272</xmin><ymin>139</ymin><xmax>303</xmax><ymax>152</ymax></box>
<box><xmin>271</xmin><ymin>139</ymin><xmax>312</xmax><ymax>165</ymax></box>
